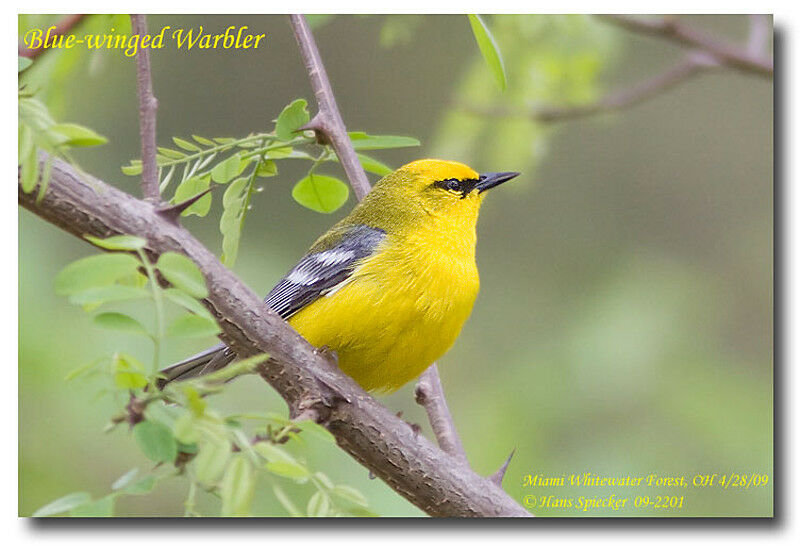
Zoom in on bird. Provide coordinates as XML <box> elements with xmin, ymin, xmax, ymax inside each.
<box><xmin>160</xmin><ymin>159</ymin><xmax>519</xmax><ymax>393</ymax></box>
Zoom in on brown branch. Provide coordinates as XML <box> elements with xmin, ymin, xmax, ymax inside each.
<box><xmin>461</xmin><ymin>14</ymin><xmax>772</xmax><ymax>124</ymax></box>
<box><xmin>288</xmin><ymin>14</ymin><xmax>371</xmax><ymax>200</ymax></box>
<box><xmin>19</xmin><ymin>14</ymin><xmax>86</xmax><ymax>59</ymax></box>
<box><xmin>415</xmin><ymin>364</ymin><xmax>468</xmax><ymax>463</ymax></box>
<box><xmin>19</xmin><ymin>155</ymin><xmax>530</xmax><ymax>517</ymax></box>
<box><xmin>461</xmin><ymin>54</ymin><xmax>711</xmax><ymax>123</ymax></box>
<box><xmin>598</xmin><ymin>14</ymin><xmax>773</xmax><ymax>78</ymax></box>
<box><xmin>130</xmin><ymin>14</ymin><xmax>160</xmax><ymax>203</ymax></box>
<box><xmin>288</xmin><ymin>14</ymin><xmax>470</xmax><ymax>466</ymax></box>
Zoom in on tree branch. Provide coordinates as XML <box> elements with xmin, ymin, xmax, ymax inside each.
<box><xmin>288</xmin><ymin>14</ymin><xmax>371</xmax><ymax>199</ymax></box>
<box><xmin>598</xmin><ymin>14</ymin><xmax>773</xmax><ymax>78</ymax></box>
<box><xmin>460</xmin><ymin>15</ymin><xmax>771</xmax><ymax>124</ymax></box>
<box><xmin>19</xmin><ymin>14</ymin><xmax>86</xmax><ymax>59</ymax></box>
<box><xmin>130</xmin><ymin>14</ymin><xmax>160</xmax><ymax>203</ymax></box>
<box><xmin>460</xmin><ymin>54</ymin><xmax>712</xmax><ymax>123</ymax></box>
<box><xmin>288</xmin><ymin>14</ymin><xmax>471</xmax><ymax>466</ymax></box>
<box><xmin>19</xmin><ymin>155</ymin><xmax>530</xmax><ymax>517</ymax></box>
<box><xmin>415</xmin><ymin>364</ymin><xmax>469</xmax><ymax>463</ymax></box>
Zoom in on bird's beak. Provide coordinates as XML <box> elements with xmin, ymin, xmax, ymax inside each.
<box><xmin>476</xmin><ymin>171</ymin><xmax>520</xmax><ymax>193</ymax></box>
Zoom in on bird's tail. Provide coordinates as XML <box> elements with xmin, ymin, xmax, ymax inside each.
<box><xmin>156</xmin><ymin>343</ymin><xmax>234</xmax><ymax>388</ymax></box>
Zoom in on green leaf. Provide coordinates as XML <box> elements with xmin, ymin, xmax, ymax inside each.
<box><xmin>133</xmin><ymin>420</ymin><xmax>178</xmax><ymax>464</ymax></box>
<box><xmin>275</xmin><ymin>99</ymin><xmax>310</xmax><ymax>141</ymax></box>
<box><xmin>467</xmin><ymin>14</ymin><xmax>507</xmax><ymax>92</ymax></box>
<box><xmin>111</xmin><ymin>468</ymin><xmax>140</xmax><ymax>491</ymax></box>
<box><xmin>54</xmin><ymin>253</ymin><xmax>141</xmax><ymax>296</ymax></box>
<box><xmin>33</xmin><ymin>492</ymin><xmax>92</xmax><ymax>517</ymax></box>
<box><xmin>266</xmin><ymin>146</ymin><xmax>293</xmax><ymax>159</ymax></box>
<box><xmin>357</xmin><ymin>153</ymin><xmax>393</xmax><ymax>176</ymax></box>
<box><xmin>163</xmin><ymin>288</ymin><xmax>215</xmax><ymax>321</ymax></box>
<box><xmin>331</xmin><ymin>485</ymin><xmax>368</xmax><ymax>507</ymax></box>
<box><xmin>253</xmin><ymin>442</ymin><xmax>296</xmax><ymax>464</ymax></box>
<box><xmin>192</xmin><ymin>135</ymin><xmax>216</xmax><ymax>146</ymax></box>
<box><xmin>211</xmin><ymin>155</ymin><xmax>246</xmax><ymax>184</ymax></box>
<box><xmin>167</xmin><ymin>314</ymin><xmax>220</xmax><ymax>338</ymax></box>
<box><xmin>273</xmin><ymin>484</ymin><xmax>303</xmax><ymax>517</ymax></box>
<box><xmin>183</xmin><ymin>385</ymin><xmax>207</xmax><ymax>417</ymax></box>
<box><xmin>67</xmin><ymin>285</ymin><xmax>150</xmax><ymax>307</ymax></box>
<box><xmin>84</xmin><ymin>234</ymin><xmax>146</xmax><ymax>251</ymax></box>
<box><xmin>173</xmin><ymin>137</ymin><xmax>201</xmax><ymax>152</ymax></box>
<box><xmin>156</xmin><ymin>252</ymin><xmax>208</xmax><ymax>298</ymax></box>
<box><xmin>173</xmin><ymin>413</ymin><xmax>201</xmax><ymax>444</ymax></box>
<box><xmin>294</xmin><ymin>420</ymin><xmax>336</xmax><ymax>444</ymax></box>
<box><xmin>265</xmin><ymin>460</ymin><xmax>311</xmax><ymax>482</ymax></box>
<box><xmin>173</xmin><ymin>174</ymin><xmax>212</xmax><ymax>217</ymax></box>
<box><xmin>292</xmin><ymin>174</ymin><xmax>349</xmax><ymax>213</ymax></box>
<box><xmin>194</xmin><ymin>439</ymin><xmax>231</xmax><ymax>485</ymax></box>
<box><xmin>69</xmin><ymin>495</ymin><xmax>114</xmax><ymax>517</ymax></box>
<box><xmin>35</xmin><ymin>155</ymin><xmax>53</xmax><ymax>205</ymax></box>
<box><xmin>113</xmin><ymin>352</ymin><xmax>148</xmax><ymax>389</ymax></box>
<box><xmin>19</xmin><ymin>56</ymin><xmax>33</xmax><ymax>72</ymax></box>
<box><xmin>219</xmin><ymin>177</ymin><xmax>249</xmax><ymax>266</ymax></box>
<box><xmin>93</xmin><ymin>312</ymin><xmax>150</xmax><ymax>337</ymax></box>
<box><xmin>114</xmin><ymin>369</ymin><xmax>148</xmax><ymax>390</ymax></box>
<box><xmin>50</xmin><ymin>123</ymin><xmax>108</xmax><ymax>147</ymax></box>
<box><xmin>20</xmin><ymin>135</ymin><xmax>38</xmax><ymax>194</ymax></box>
<box><xmin>220</xmin><ymin>455</ymin><xmax>255</xmax><ymax>516</ymax></box>
<box><xmin>121</xmin><ymin>162</ymin><xmax>142</xmax><ymax>176</ymax></box>
<box><xmin>118</xmin><ymin>475</ymin><xmax>157</xmax><ymax>496</ymax></box>
<box><xmin>314</xmin><ymin>472</ymin><xmax>334</xmax><ymax>490</ymax></box>
<box><xmin>256</xmin><ymin>160</ymin><xmax>278</xmax><ymax>178</ymax></box>
<box><xmin>306</xmin><ymin>491</ymin><xmax>331</xmax><ymax>517</ymax></box>
<box><xmin>157</xmin><ymin>147</ymin><xmax>185</xmax><ymax>159</ymax></box>
<box><xmin>348</xmin><ymin>132</ymin><xmax>421</xmax><ymax>150</ymax></box>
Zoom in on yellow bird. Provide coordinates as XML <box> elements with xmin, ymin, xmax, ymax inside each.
<box><xmin>162</xmin><ymin>159</ymin><xmax>519</xmax><ymax>393</ymax></box>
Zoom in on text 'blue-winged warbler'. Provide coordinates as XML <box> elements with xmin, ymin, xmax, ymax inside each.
<box><xmin>162</xmin><ymin>159</ymin><xmax>519</xmax><ymax>393</ymax></box>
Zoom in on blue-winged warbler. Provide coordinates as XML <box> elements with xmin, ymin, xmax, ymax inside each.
<box><xmin>162</xmin><ymin>159</ymin><xmax>519</xmax><ymax>393</ymax></box>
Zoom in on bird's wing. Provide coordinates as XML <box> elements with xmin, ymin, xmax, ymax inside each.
<box><xmin>265</xmin><ymin>224</ymin><xmax>386</xmax><ymax>320</ymax></box>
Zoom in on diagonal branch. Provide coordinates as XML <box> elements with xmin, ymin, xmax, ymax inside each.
<box><xmin>288</xmin><ymin>14</ymin><xmax>470</xmax><ymax>464</ymax></box>
<box><xmin>460</xmin><ymin>15</ymin><xmax>771</xmax><ymax>124</ymax></box>
<box><xmin>19</xmin><ymin>154</ymin><xmax>530</xmax><ymax>517</ymax></box>
<box><xmin>598</xmin><ymin>14</ymin><xmax>773</xmax><ymax>78</ymax></box>
<box><xmin>289</xmin><ymin>14</ymin><xmax>371</xmax><ymax>199</ymax></box>
<box><xmin>460</xmin><ymin>54</ymin><xmax>712</xmax><ymax>123</ymax></box>
<box><xmin>130</xmin><ymin>14</ymin><xmax>160</xmax><ymax>203</ymax></box>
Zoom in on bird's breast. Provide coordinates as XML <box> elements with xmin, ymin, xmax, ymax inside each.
<box><xmin>287</xmin><ymin>225</ymin><xmax>480</xmax><ymax>392</ymax></box>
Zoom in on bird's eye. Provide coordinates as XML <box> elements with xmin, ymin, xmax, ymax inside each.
<box><xmin>445</xmin><ymin>179</ymin><xmax>461</xmax><ymax>192</ymax></box>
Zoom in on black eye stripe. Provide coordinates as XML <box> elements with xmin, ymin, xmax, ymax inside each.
<box><xmin>433</xmin><ymin>178</ymin><xmax>479</xmax><ymax>197</ymax></box>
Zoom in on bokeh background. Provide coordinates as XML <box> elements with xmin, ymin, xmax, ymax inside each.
<box><xmin>19</xmin><ymin>14</ymin><xmax>773</xmax><ymax>516</ymax></box>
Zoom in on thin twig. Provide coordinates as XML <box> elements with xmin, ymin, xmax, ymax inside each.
<box><xmin>288</xmin><ymin>14</ymin><xmax>470</xmax><ymax>464</ymax></box>
<box><xmin>130</xmin><ymin>14</ymin><xmax>160</xmax><ymax>203</ymax></box>
<box><xmin>288</xmin><ymin>14</ymin><xmax>371</xmax><ymax>199</ymax></box>
<box><xmin>461</xmin><ymin>54</ymin><xmax>712</xmax><ymax>123</ymax></box>
<box><xmin>19</xmin><ymin>14</ymin><xmax>86</xmax><ymax>59</ymax></box>
<box><xmin>598</xmin><ymin>14</ymin><xmax>773</xmax><ymax>78</ymax></box>
<box><xmin>461</xmin><ymin>14</ymin><xmax>772</xmax><ymax>124</ymax></box>
<box><xmin>415</xmin><ymin>364</ymin><xmax>469</xmax><ymax>463</ymax></box>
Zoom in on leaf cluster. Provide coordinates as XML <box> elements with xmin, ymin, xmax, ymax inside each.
<box><xmin>121</xmin><ymin>98</ymin><xmax>419</xmax><ymax>267</ymax></box>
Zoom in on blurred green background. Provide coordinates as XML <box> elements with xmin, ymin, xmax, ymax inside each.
<box><xmin>19</xmin><ymin>14</ymin><xmax>772</xmax><ymax>516</ymax></box>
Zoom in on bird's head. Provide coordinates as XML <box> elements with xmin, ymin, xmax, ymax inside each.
<box><xmin>357</xmin><ymin>159</ymin><xmax>519</xmax><ymax>229</ymax></box>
